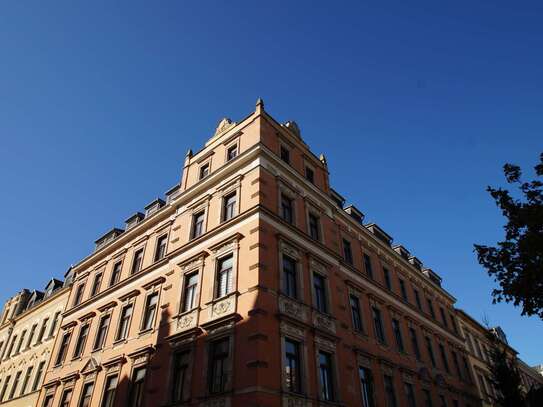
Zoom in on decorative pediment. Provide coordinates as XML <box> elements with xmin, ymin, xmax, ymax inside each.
<box><xmin>214</xmin><ymin>118</ymin><xmax>236</xmax><ymax>137</ymax></box>
<box><xmin>81</xmin><ymin>357</ymin><xmax>101</xmax><ymax>375</ymax></box>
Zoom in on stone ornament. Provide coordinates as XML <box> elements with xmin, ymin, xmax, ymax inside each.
<box><xmin>313</xmin><ymin>312</ymin><xmax>336</xmax><ymax>334</ymax></box>
<box><xmin>210</xmin><ymin>295</ymin><xmax>235</xmax><ymax>320</ymax></box>
<box><xmin>177</xmin><ymin>309</ymin><xmax>198</xmax><ymax>331</ymax></box>
<box><xmin>279</xmin><ymin>296</ymin><xmax>307</xmax><ymax>322</ymax></box>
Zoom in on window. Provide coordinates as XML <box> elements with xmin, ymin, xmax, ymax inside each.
<box><xmin>281</xmin><ymin>194</ymin><xmax>294</xmax><ymax>224</ymax></box>
<box><xmin>20</xmin><ymin>366</ymin><xmax>33</xmax><ymax>396</ymax></box>
<box><xmin>384</xmin><ymin>375</ymin><xmax>397</xmax><ymax>407</ymax></box>
<box><xmin>209</xmin><ymin>338</ymin><xmax>229</xmax><ymax>394</ymax></box>
<box><xmin>171</xmin><ymin>351</ymin><xmax>190</xmax><ymax>402</ymax></box>
<box><xmin>9</xmin><ymin>370</ymin><xmax>21</xmax><ymax>399</ymax></box>
<box><xmin>154</xmin><ymin>235</ymin><xmax>168</xmax><ymax>262</ymax></box>
<box><xmin>73</xmin><ymin>323</ymin><xmax>90</xmax><ymax>358</ymax></box>
<box><xmin>222</xmin><ymin>192</ymin><xmax>236</xmax><ymax>222</ymax></box>
<box><xmin>305</xmin><ymin>166</ymin><xmax>314</xmax><ymax>183</ymax></box>
<box><xmin>37</xmin><ymin>318</ymin><xmax>49</xmax><ymax>343</ymax></box>
<box><xmin>116</xmin><ymin>304</ymin><xmax>133</xmax><ymax>341</ymax></box>
<box><xmin>31</xmin><ymin>361</ymin><xmax>45</xmax><ymax>391</ymax></box>
<box><xmin>427</xmin><ymin>299</ymin><xmax>435</xmax><ymax>319</ymax></box>
<box><xmin>60</xmin><ymin>388</ymin><xmax>73</xmax><ymax>407</ymax></box>
<box><xmin>131</xmin><ymin>248</ymin><xmax>144</xmax><ymax>274</ymax></box>
<box><xmin>142</xmin><ymin>292</ymin><xmax>159</xmax><ymax>331</ymax></box>
<box><xmin>93</xmin><ymin>314</ymin><xmax>111</xmax><ymax>350</ymax></box>
<box><xmin>452</xmin><ymin>351</ymin><xmax>462</xmax><ymax>379</ymax></box>
<box><xmin>350</xmin><ymin>295</ymin><xmax>363</xmax><ymax>332</ymax></box>
<box><xmin>79</xmin><ymin>382</ymin><xmax>94</xmax><ymax>407</ymax></box>
<box><xmin>226</xmin><ymin>144</ymin><xmax>238</xmax><ymax>161</ymax></box>
<box><xmin>0</xmin><ymin>376</ymin><xmax>10</xmax><ymax>401</ymax></box>
<box><xmin>409</xmin><ymin>327</ymin><xmax>421</xmax><ymax>360</ymax></box>
<box><xmin>282</xmin><ymin>256</ymin><xmax>297</xmax><ymax>298</ymax></box>
<box><xmin>6</xmin><ymin>335</ymin><xmax>17</xmax><ymax>358</ymax></box>
<box><xmin>280</xmin><ymin>145</ymin><xmax>290</xmax><ymax>163</ymax></box>
<box><xmin>182</xmin><ymin>272</ymin><xmax>199</xmax><ymax>312</ymax></box>
<box><xmin>439</xmin><ymin>395</ymin><xmax>448</xmax><ymax>407</ymax></box>
<box><xmin>399</xmin><ymin>279</ymin><xmax>408</xmax><ymax>301</ymax></box>
<box><xmin>450</xmin><ymin>314</ymin><xmax>458</xmax><ymax>333</ymax></box>
<box><xmin>343</xmin><ymin>239</ymin><xmax>353</xmax><ymax>264</ymax></box>
<box><xmin>392</xmin><ymin>319</ymin><xmax>404</xmax><ymax>352</ymax></box>
<box><xmin>439</xmin><ymin>344</ymin><xmax>450</xmax><ymax>373</ymax></box>
<box><xmin>49</xmin><ymin>311</ymin><xmax>62</xmax><ymax>337</ymax></box>
<box><xmin>216</xmin><ymin>255</ymin><xmax>233</xmax><ymax>298</ymax></box>
<box><xmin>426</xmin><ymin>336</ymin><xmax>436</xmax><ymax>367</ymax></box>
<box><xmin>414</xmin><ymin>289</ymin><xmax>422</xmax><ymax>310</ymax></box>
<box><xmin>27</xmin><ymin>324</ymin><xmax>37</xmax><ymax>348</ymax></box>
<box><xmin>383</xmin><ymin>267</ymin><xmax>392</xmax><ymax>290</ymax></box>
<box><xmin>462</xmin><ymin>356</ymin><xmax>472</xmax><ymax>383</ymax></box>
<box><xmin>73</xmin><ymin>284</ymin><xmax>85</xmax><ymax>306</ymax></box>
<box><xmin>55</xmin><ymin>332</ymin><xmax>71</xmax><ymax>365</ymax></box>
<box><xmin>128</xmin><ymin>367</ymin><xmax>147</xmax><ymax>407</ymax></box>
<box><xmin>101</xmin><ymin>375</ymin><xmax>118</xmax><ymax>407</ymax></box>
<box><xmin>439</xmin><ymin>307</ymin><xmax>448</xmax><ymax>328</ymax></box>
<box><xmin>313</xmin><ymin>273</ymin><xmax>327</xmax><ymax>313</ymax></box>
<box><xmin>15</xmin><ymin>330</ymin><xmax>26</xmax><ymax>354</ymax></box>
<box><xmin>452</xmin><ymin>400</ymin><xmax>459</xmax><ymax>407</ymax></box>
<box><xmin>90</xmin><ymin>273</ymin><xmax>103</xmax><ymax>297</ymax></box>
<box><xmin>284</xmin><ymin>338</ymin><xmax>302</xmax><ymax>393</ymax></box>
<box><xmin>42</xmin><ymin>394</ymin><xmax>54</xmax><ymax>407</ymax></box>
<box><xmin>318</xmin><ymin>351</ymin><xmax>334</xmax><ymax>401</ymax></box>
<box><xmin>359</xmin><ymin>366</ymin><xmax>374</xmax><ymax>407</ymax></box>
<box><xmin>372</xmin><ymin>307</ymin><xmax>385</xmax><ymax>344</ymax></box>
<box><xmin>308</xmin><ymin>213</ymin><xmax>320</xmax><ymax>240</ymax></box>
<box><xmin>404</xmin><ymin>382</ymin><xmax>416</xmax><ymax>407</ymax></box>
<box><xmin>423</xmin><ymin>389</ymin><xmax>433</xmax><ymax>407</ymax></box>
<box><xmin>199</xmin><ymin>163</ymin><xmax>210</xmax><ymax>179</ymax></box>
<box><xmin>110</xmin><ymin>261</ymin><xmax>122</xmax><ymax>286</ymax></box>
<box><xmin>364</xmin><ymin>254</ymin><xmax>373</xmax><ymax>279</ymax></box>
<box><xmin>191</xmin><ymin>211</ymin><xmax>205</xmax><ymax>239</ymax></box>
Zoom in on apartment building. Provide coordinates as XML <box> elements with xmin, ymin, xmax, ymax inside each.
<box><xmin>0</xmin><ymin>278</ymin><xmax>70</xmax><ymax>407</ymax></box>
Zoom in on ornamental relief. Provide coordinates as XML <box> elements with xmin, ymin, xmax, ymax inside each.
<box><xmin>314</xmin><ymin>335</ymin><xmax>336</xmax><ymax>352</ymax></box>
<box><xmin>211</xmin><ymin>241</ymin><xmax>236</xmax><ymax>258</ymax></box>
<box><xmin>180</xmin><ymin>258</ymin><xmax>204</xmax><ymax>272</ymax></box>
<box><xmin>210</xmin><ymin>295</ymin><xmax>236</xmax><ymax>320</ymax></box>
<box><xmin>283</xmin><ymin>395</ymin><xmax>312</xmax><ymax>407</ymax></box>
<box><xmin>312</xmin><ymin>312</ymin><xmax>336</xmax><ymax>334</ymax></box>
<box><xmin>280</xmin><ymin>322</ymin><xmax>305</xmax><ymax>339</ymax></box>
<box><xmin>279</xmin><ymin>241</ymin><xmax>301</xmax><ymax>260</ymax></box>
<box><xmin>177</xmin><ymin>309</ymin><xmax>198</xmax><ymax>331</ymax></box>
<box><xmin>309</xmin><ymin>259</ymin><xmax>327</xmax><ymax>276</ymax></box>
<box><xmin>278</xmin><ymin>296</ymin><xmax>307</xmax><ymax>322</ymax></box>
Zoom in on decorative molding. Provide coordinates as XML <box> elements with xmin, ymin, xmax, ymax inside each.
<box><xmin>282</xmin><ymin>395</ymin><xmax>312</xmax><ymax>407</ymax></box>
<box><xmin>177</xmin><ymin>309</ymin><xmax>199</xmax><ymax>332</ymax></box>
<box><xmin>312</xmin><ymin>312</ymin><xmax>336</xmax><ymax>334</ymax></box>
<box><xmin>280</xmin><ymin>322</ymin><xmax>305</xmax><ymax>340</ymax></box>
<box><xmin>314</xmin><ymin>335</ymin><xmax>336</xmax><ymax>352</ymax></box>
<box><xmin>278</xmin><ymin>296</ymin><xmax>308</xmax><ymax>322</ymax></box>
<box><xmin>210</xmin><ymin>295</ymin><xmax>236</xmax><ymax>320</ymax></box>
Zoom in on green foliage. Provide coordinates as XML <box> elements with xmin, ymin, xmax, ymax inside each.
<box><xmin>474</xmin><ymin>153</ymin><xmax>543</xmax><ymax>318</ymax></box>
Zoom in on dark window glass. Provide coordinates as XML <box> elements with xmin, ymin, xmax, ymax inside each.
<box><xmin>222</xmin><ymin>193</ymin><xmax>237</xmax><ymax>221</ymax></box>
<box><xmin>60</xmin><ymin>388</ymin><xmax>72</xmax><ymax>407</ymax></box>
<box><xmin>439</xmin><ymin>344</ymin><xmax>450</xmax><ymax>373</ymax></box>
<box><xmin>427</xmin><ymin>299</ymin><xmax>435</xmax><ymax>319</ymax></box>
<box><xmin>399</xmin><ymin>279</ymin><xmax>408</xmax><ymax>301</ymax></box>
<box><xmin>131</xmin><ymin>248</ymin><xmax>144</xmax><ymax>274</ymax></box>
<box><xmin>392</xmin><ymin>319</ymin><xmax>404</xmax><ymax>352</ymax></box>
<box><xmin>450</xmin><ymin>314</ymin><xmax>458</xmax><ymax>333</ymax></box>
<box><xmin>350</xmin><ymin>295</ymin><xmax>363</xmax><ymax>332</ymax></box>
<box><xmin>31</xmin><ymin>361</ymin><xmax>45</xmax><ymax>391</ymax></box>
<box><xmin>463</xmin><ymin>356</ymin><xmax>473</xmax><ymax>383</ymax></box>
<box><xmin>20</xmin><ymin>366</ymin><xmax>33</xmax><ymax>396</ymax></box>
<box><xmin>281</xmin><ymin>194</ymin><xmax>294</xmax><ymax>224</ymax></box>
<box><xmin>440</xmin><ymin>307</ymin><xmax>448</xmax><ymax>328</ymax></box>
<box><xmin>384</xmin><ymin>375</ymin><xmax>397</xmax><ymax>407</ymax></box>
<box><xmin>91</xmin><ymin>273</ymin><xmax>103</xmax><ymax>297</ymax></box>
<box><xmin>182</xmin><ymin>272</ymin><xmax>199</xmax><ymax>312</ymax></box>
<box><xmin>452</xmin><ymin>351</ymin><xmax>462</xmax><ymax>379</ymax></box>
<box><xmin>101</xmin><ymin>375</ymin><xmax>118</xmax><ymax>407</ymax></box>
<box><xmin>308</xmin><ymin>213</ymin><xmax>320</xmax><ymax>240</ymax></box>
<box><xmin>49</xmin><ymin>311</ymin><xmax>62</xmax><ymax>337</ymax></box>
<box><xmin>0</xmin><ymin>376</ymin><xmax>10</xmax><ymax>401</ymax></box>
<box><xmin>42</xmin><ymin>394</ymin><xmax>54</xmax><ymax>407</ymax></box>
<box><xmin>116</xmin><ymin>304</ymin><xmax>133</xmax><ymax>340</ymax></box>
<box><xmin>439</xmin><ymin>395</ymin><xmax>448</xmax><ymax>407</ymax></box>
<box><xmin>6</xmin><ymin>335</ymin><xmax>17</xmax><ymax>358</ymax></box>
<box><xmin>9</xmin><ymin>371</ymin><xmax>21</xmax><ymax>399</ymax></box>
<box><xmin>55</xmin><ymin>332</ymin><xmax>71</xmax><ymax>365</ymax></box>
<box><xmin>27</xmin><ymin>324</ymin><xmax>37</xmax><ymax>348</ymax></box>
<box><xmin>93</xmin><ymin>314</ymin><xmax>110</xmax><ymax>350</ymax></box>
<box><xmin>226</xmin><ymin>144</ymin><xmax>238</xmax><ymax>161</ymax></box>
<box><xmin>414</xmin><ymin>289</ymin><xmax>422</xmax><ymax>310</ymax></box>
<box><xmin>372</xmin><ymin>307</ymin><xmax>385</xmax><ymax>344</ymax></box>
<box><xmin>426</xmin><ymin>336</ymin><xmax>436</xmax><ymax>367</ymax></box>
<box><xmin>423</xmin><ymin>389</ymin><xmax>433</xmax><ymax>407</ymax></box>
<box><xmin>209</xmin><ymin>338</ymin><xmax>229</xmax><ymax>394</ymax></box>
<box><xmin>364</xmin><ymin>254</ymin><xmax>373</xmax><ymax>278</ymax></box>
<box><xmin>154</xmin><ymin>235</ymin><xmax>168</xmax><ymax>261</ymax></box>
<box><xmin>73</xmin><ymin>284</ymin><xmax>85</xmax><ymax>306</ymax></box>
<box><xmin>37</xmin><ymin>318</ymin><xmax>49</xmax><ymax>343</ymax></box>
<box><xmin>404</xmin><ymin>382</ymin><xmax>416</xmax><ymax>407</ymax></box>
<box><xmin>191</xmin><ymin>211</ymin><xmax>205</xmax><ymax>239</ymax></box>
<box><xmin>283</xmin><ymin>256</ymin><xmax>297</xmax><ymax>298</ymax></box>
<box><xmin>305</xmin><ymin>167</ymin><xmax>314</xmax><ymax>183</ymax></box>
<box><xmin>359</xmin><ymin>366</ymin><xmax>374</xmax><ymax>407</ymax></box>
<box><xmin>453</xmin><ymin>400</ymin><xmax>459</xmax><ymax>407</ymax></box>
<box><xmin>110</xmin><ymin>261</ymin><xmax>122</xmax><ymax>286</ymax></box>
<box><xmin>318</xmin><ymin>351</ymin><xmax>334</xmax><ymax>401</ymax></box>
<box><xmin>128</xmin><ymin>367</ymin><xmax>146</xmax><ymax>407</ymax></box>
<box><xmin>285</xmin><ymin>339</ymin><xmax>302</xmax><ymax>393</ymax></box>
<box><xmin>73</xmin><ymin>323</ymin><xmax>89</xmax><ymax>358</ymax></box>
<box><xmin>409</xmin><ymin>327</ymin><xmax>421</xmax><ymax>360</ymax></box>
<box><xmin>216</xmin><ymin>255</ymin><xmax>233</xmax><ymax>298</ymax></box>
<box><xmin>15</xmin><ymin>330</ymin><xmax>26</xmax><ymax>354</ymax></box>
<box><xmin>383</xmin><ymin>267</ymin><xmax>392</xmax><ymax>290</ymax></box>
<box><xmin>142</xmin><ymin>293</ymin><xmax>159</xmax><ymax>331</ymax></box>
<box><xmin>171</xmin><ymin>351</ymin><xmax>190</xmax><ymax>402</ymax></box>
<box><xmin>313</xmin><ymin>274</ymin><xmax>327</xmax><ymax>313</ymax></box>
<box><xmin>280</xmin><ymin>146</ymin><xmax>290</xmax><ymax>163</ymax></box>
<box><xmin>343</xmin><ymin>239</ymin><xmax>353</xmax><ymax>264</ymax></box>
<box><xmin>78</xmin><ymin>382</ymin><xmax>94</xmax><ymax>407</ymax></box>
<box><xmin>199</xmin><ymin>163</ymin><xmax>210</xmax><ymax>179</ymax></box>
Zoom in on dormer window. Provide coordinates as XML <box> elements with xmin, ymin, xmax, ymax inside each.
<box><xmin>199</xmin><ymin>163</ymin><xmax>210</xmax><ymax>180</ymax></box>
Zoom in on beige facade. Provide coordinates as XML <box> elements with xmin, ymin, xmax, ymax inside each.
<box><xmin>0</xmin><ymin>280</ymin><xmax>70</xmax><ymax>407</ymax></box>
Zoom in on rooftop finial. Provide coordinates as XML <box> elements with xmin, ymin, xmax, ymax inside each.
<box><xmin>319</xmin><ymin>153</ymin><xmax>327</xmax><ymax>167</ymax></box>
<box><xmin>186</xmin><ymin>149</ymin><xmax>193</xmax><ymax>158</ymax></box>
<box><xmin>256</xmin><ymin>97</ymin><xmax>264</xmax><ymax>113</ymax></box>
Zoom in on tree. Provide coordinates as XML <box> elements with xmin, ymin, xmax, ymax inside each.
<box><xmin>474</xmin><ymin>152</ymin><xmax>543</xmax><ymax>318</ymax></box>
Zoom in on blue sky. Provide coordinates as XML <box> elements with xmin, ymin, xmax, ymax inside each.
<box><xmin>0</xmin><ymin>1</ymin><xmax>541</xmax><ymax>364</ymax></box>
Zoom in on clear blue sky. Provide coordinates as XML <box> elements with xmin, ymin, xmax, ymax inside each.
<box><xmin>1</xmin><ymin>1</ymin><xmax>541</xmax><ymax>364</ymax></box>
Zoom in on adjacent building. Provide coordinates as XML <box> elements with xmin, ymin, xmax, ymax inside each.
<box><xmin>0</xmin><ymin>278</ymin><xmax>70</xmax><ymax>407</ymax></box>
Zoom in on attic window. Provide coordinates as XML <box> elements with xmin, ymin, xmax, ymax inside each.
<box><xmin>280</xmin><ymin>146</ymin><xmax>290</xmax><ymax>164</ymax></box>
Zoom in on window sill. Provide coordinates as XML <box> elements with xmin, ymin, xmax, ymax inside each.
<box><xmin>138</xmin><ymin>328</ymin><xmax>153</xmax><ymax>337</ymax></box>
